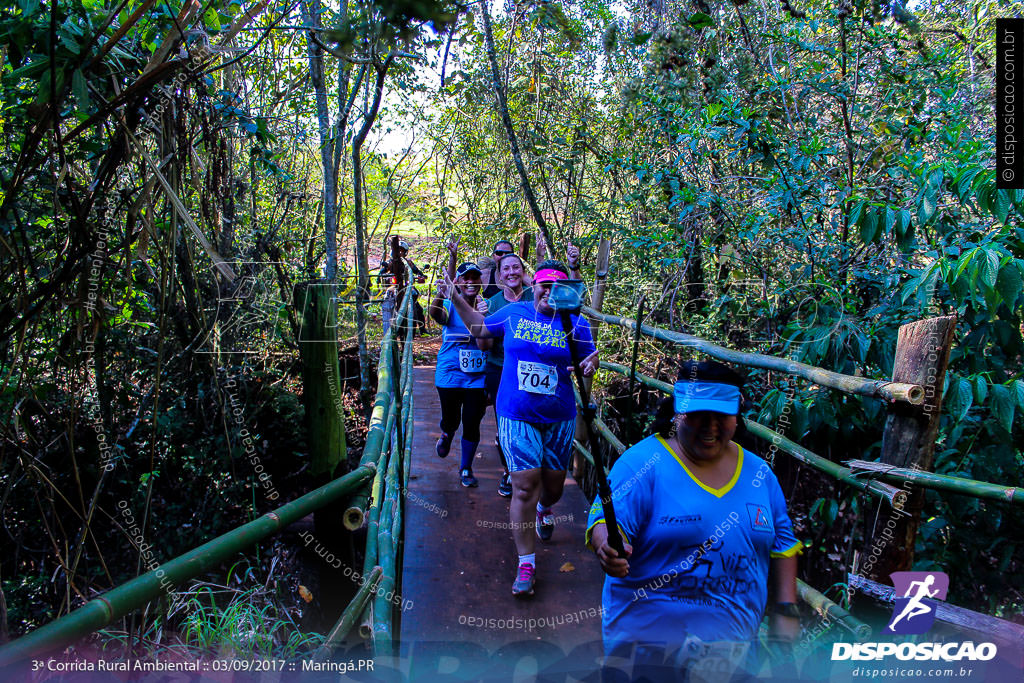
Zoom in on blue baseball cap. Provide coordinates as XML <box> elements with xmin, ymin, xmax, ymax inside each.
<box><xmin>674</xmin><ymin>381</ymin><xmax>741</xmax><ymax>415</ymax></box>
<box><xmin>455</xmin><ymin>262</ymin><xmax>482</xmax><ymax>278</ymax></box>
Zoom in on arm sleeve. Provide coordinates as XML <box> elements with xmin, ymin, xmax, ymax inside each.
<box><xmin>410</xmin><ymin>260</ymin><xmax>426</xmax><ymax>277</ymax></box>
<box><xmin>571</xmin><ymin>316</ymin><xmax>597</xmax><ymax>358</ymax></box>
<box><xmin>585</xmin><ymin>449</ymin><xmax>653</xmax><ymax>550</ymax></box>
<box><xmin>767</xmin><ymin>472</ymin><xmax>803</xmax><ymax>558</ymax></box>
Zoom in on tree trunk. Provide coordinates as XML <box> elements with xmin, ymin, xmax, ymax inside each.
<box><xmin>296</xmin><ymin>280</ymin><xmax>348</xmax><ymax>478</ymax></box>
<box><xmin>301</xmin><ymin>0</ymin><xmax>338</xmax><ymax>282</ymax></box>
<box><xmin>353</xmin><ymin>54</ymin><xmax>396</xmax><ymax>412</ymax></box>
<box><xmin>480</xmin><ymin>2</ymin><xmax>556</xmax><ymax>254</ymax></box>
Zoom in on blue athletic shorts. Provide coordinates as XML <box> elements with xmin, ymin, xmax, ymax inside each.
<box><xmin>497</xmin><ymin>416</ymin><xmax>576</xmax><ymax>472</ymax></box>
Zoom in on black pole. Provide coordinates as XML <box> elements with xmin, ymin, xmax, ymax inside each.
<box><xmin>624</xmin><ymin>295</ymin><xmax>646</xmax><ymax>446</ymax></box>
<box><xmin>559</xmin><ymin>310</ymin><xmax>624</xmax><ymax>556</ymax></box>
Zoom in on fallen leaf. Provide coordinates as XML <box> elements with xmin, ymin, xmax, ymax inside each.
<box><xmin>559</xmin><ymin>562</ymin><xmax>575</xmax><ymax>573</ymax></box>
<box><xmin>298</xmin><ymin>585</ymin><xmax>313</xmax><ymax>603</ymax></box>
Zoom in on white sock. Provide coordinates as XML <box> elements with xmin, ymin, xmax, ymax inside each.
<box><xmin>518</xmin><ymin>553</ymin><xmax>535</xmax><ymax>567</ymax></box>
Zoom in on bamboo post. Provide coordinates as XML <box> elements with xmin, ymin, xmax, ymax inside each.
<box><xmin>864</xmin><ymin>316</ymin><xmax>956</xmax><ymax>579</ymax></box>
<box><xmin>312</xmin><ymin>566</ymin><xmax>382</xmax><ymax>662</ymax></box>
<box><xmin>588</xmin><ymin>238</ymin><xmax>612</xmax><ymax>342</ymax></box>
<box><xmin>296</xmin><ymin>280</ymin><xmax>347</xmax><ymax>479</ymax></box>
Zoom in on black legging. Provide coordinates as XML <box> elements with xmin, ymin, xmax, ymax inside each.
<box><xmin>436</xmin><ymin>387</ymin><xmax>487</xmax><ymax>443</ymax></box>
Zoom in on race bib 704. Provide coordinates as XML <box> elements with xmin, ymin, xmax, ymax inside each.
<box><xmin>517</xmin><ymin>360</ymin><xmax>557</xmax><ymax>395</ymax></box>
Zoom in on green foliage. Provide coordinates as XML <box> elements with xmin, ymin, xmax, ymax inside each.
<box><xmin>427</xmin><ymin>0</ymin><xmax>1023</xmax><ymax>614</ymax></box>
<box><xmin>95</xmin><ymin>561</ymin><xmax>324</xmax><ymax>661</ymax></box>
<box><xmin>179</xmin><ymin>579</ymin><xmax>323</xmax><ymax>659</ymax></box>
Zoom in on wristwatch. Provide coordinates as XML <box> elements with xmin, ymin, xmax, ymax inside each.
<box><xmin>772</xmin><ymin>602</ymin><xmax>801</xmax><ymax>618</ymax></box>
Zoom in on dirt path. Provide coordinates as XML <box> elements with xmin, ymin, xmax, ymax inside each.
<box><xmin>397</xmin><ymin>366</ymin><xmax>606</xmax><ymax>670</ymax></box>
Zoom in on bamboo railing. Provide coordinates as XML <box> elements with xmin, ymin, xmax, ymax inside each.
<box><xmin>359</xmin><ymin>286</ymin><xmax>416</xmax><ymax>655</ymax></box>
<box><xmin>0</xmin><ymin>465</ymin><xmax>376</xmax><ymax>668</ymax></box>
<box><xmin>0</xmin><ymin>286</ymin><xmax>419</xmax><ymax>668</ymax></box>
<box><xmin>584</xmin><ymin>307</ymin><xmax>925</xmax><ymax>405</ymax></box>
<box><xmin>597</xmin><ymin>361</ymin><xmax>1020</xmax><ymax>508</ymax></box>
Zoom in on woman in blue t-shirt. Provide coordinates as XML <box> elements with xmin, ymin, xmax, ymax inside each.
<box><xmin>427</xmin><ymin>262</ymin><xmax>490</xmax><ymax>488</ymax></box>
<box><xmin>447</xmin><ymin>260</ymin><xmax>599</xmax><ymax>598</ymax></box>
<box><xmin>586</xmin><ymin>360</ymin><xmax>802</xmax><ymax>681</ymax></box>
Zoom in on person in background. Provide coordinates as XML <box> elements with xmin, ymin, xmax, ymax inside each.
<box><xmin>379</xmin><ymin>239</ymin><xmax>427</xmax><ymax>335</ymax></box>
<box><xmin>476</xmin><ymin>255</ymin><xmax>495</xmax><ymax>281</ymax></box>
<box><xmin>481</xmin><ymin>239</ymin><xmax>517</xmax><ymax>299</ymax></box>
<box><xmin>484</xmin><ymin>251</ymin><xmax>532</xmax><ymax>498</ymax></box>
<box><xmin>447</xmin><ymin>260</ymin><xmax>599</xmax><ymax>598</ymax></box>
<box><xmin>427</xmin><ymin>261</ymin><xmax>490</xmax><ymax>487</ymax></box>
<box><xmin>587</xmin><ymin>360</ymin><xmax>801</xmax><ymax>682</ymax></box>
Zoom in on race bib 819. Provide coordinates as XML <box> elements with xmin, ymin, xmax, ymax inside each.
<box><xmin>458</xmin><ymin>349</ymin><xmax>486</xmax><ymax>373</ymax></box>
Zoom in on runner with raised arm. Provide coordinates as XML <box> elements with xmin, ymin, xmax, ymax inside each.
<box><xmin>485</xmin><ymin>252</ymin><xmax>531</xmax><ymax>498</ymax></box>
<box><xmin>428</xmin><ymin>259</ymin><xmax>490</xmax><ymax>488</ymax></box>
<box><xmin>446</xmin><ymin>260</ymin><xmax>599</xmax><ymax>597</ymax></box>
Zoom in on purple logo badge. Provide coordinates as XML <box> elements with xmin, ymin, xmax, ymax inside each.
<box><xmin>885</xmin><ymin>571</ymin><xmax>949</xmax><ymax>634</ymax></box>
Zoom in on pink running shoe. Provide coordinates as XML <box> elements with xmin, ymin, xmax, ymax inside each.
<box><xmin>512</xmin><ymin>562</ymin><xmax>536</xmax><ymax>597</ymax></box>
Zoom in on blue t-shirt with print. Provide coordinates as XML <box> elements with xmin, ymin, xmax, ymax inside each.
<box><xmin>483</xmin><ymin>301</ymin><xmax>596</xmax><ymax>423</ymax></box>
<box><xmin>484</xmin><ymin>287</ymin><xmax>532</xmax><ymax>368</ymax></box>
<box><xmin>585</xmin><ymin>434</ymin><xmax>802</xmax><ymax>649</ymax></box>
<box><xmin>434</xmin><ymin>299</ymin><xmax>487</xmax><ymax>389</ymax></box>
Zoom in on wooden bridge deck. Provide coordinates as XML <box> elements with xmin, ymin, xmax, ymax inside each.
<box><xmin>398</xmin><ymin>366</ymin><xmax>606</xmax><ymax>669</ymax></box>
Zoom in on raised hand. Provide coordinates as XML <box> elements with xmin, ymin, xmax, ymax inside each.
<box><xmin>567</xmin><ymin>244</ymin><xmax>581</xmax><ymax>271</ymax></box>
